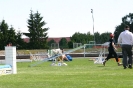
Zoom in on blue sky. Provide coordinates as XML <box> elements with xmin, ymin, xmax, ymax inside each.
<box><xmin>0</xmin><ymin>0</ymin><xmax>133</xmax><ymax>37</ymax></box>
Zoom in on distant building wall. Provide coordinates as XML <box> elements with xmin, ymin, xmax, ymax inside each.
<box><xmin>23</xmin><ymin>37</ymin><xmax>71</xmax><ymax>43</ymax></box>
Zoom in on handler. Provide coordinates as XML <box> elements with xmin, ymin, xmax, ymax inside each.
<box><xmin>103</xmin><ymin>33</ymin><xmax>122</xmax><ymax>66</ymax></box>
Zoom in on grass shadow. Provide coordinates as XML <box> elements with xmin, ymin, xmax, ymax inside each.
<box><xmin>97</xmin><ymin>65</ymin><xmax>105</xmax><ymax>67</ymax></box>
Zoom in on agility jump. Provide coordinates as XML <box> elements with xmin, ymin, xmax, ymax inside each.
<box><xmin>29</xmin><ymin>45</ymin><xmax>85</xmax><ymax>67</ymax></box>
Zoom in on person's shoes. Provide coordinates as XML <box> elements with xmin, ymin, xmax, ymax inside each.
<box><xmin>103</xmin><ymin>61</ymin><xmax>106</xmax><ymax>66</ymax></box>
<box><xmin>124</xmin><ymin>66</ymin><xmax>127</xmax><ymax>69</ymax></box>
<box><xmin>118</xmin><ymin>63</ymin><xmax>123</xmax><ymax>66</ymax></box>
<box><xmin>128</xmin><ymin>65</ymin><xmax>132</xmax><ymax>69</ymax></box>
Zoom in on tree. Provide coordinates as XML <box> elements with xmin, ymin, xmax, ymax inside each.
<box><xmin>59</xmin><ymin>38</ymin><xmax>68</xmax><ymax>49</ymax></box>
<box><xmin>71</xmin><ymin>32</ymin><xmax>94</xmax><ymax>44</ymax></box>
<box><xmin>86</xmin><ymin>32</ymin><xmax>93</xmax><ymax>43</ymax></box>
<box><xmin>16</xmin><ymin>31</ymin><xmax>26</xmax><ymax>49</ymax></box>
<box><xmin>68</xmin><ymin>40</ymin><xmax>73</xmax><ymax>48</ymax></box>
<box><xmin>100</xmin><ymin>32</ymin><xmax>111</xmax><ymax>43</ymax></box>
<box><xmin>24</xmin><ymin>10</ymin><xmax>49</xmax><ymax>49</ymax></box>
<box><xmin>94</xmin><ymin>32</ymin><xmax>101</xmax><ymax>44</ymax></box>
<box><xmin>0</xmin><ymin>20</ymin><xmax>9</xmax><ymax>49</ymax></box>
<box><xmin>114</xmin><ymin>24</ymin><xmax>125</xmax><ymax>42</ymax></box>
<box><xmin>114</xmin><ymin>13</ymin><xmax>133</xmax><ymax>42</ymax></box>
<box><xmin>8</xmin><ymin>26</ymin><xmax>16</xmax><ymax>46</ymax></box>
<box><xmin>48</xmin><ymin>39</ymin><xmax>56</xmax><ymax>49</ymax></box>
<box><xmin>71</xmin><ymin>32</ymin><xmax>81</xmax><ymax>43</ymax></box>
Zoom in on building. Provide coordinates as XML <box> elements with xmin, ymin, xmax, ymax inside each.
<box><xmin>47</xmin><ymin>37</ymin><xmax>71</xmax><ymax>43</ymax></box>
<box><xmin>23</xmin><ymin>37</ymin><xmax>71</xmax><ymax>43</ymax></box>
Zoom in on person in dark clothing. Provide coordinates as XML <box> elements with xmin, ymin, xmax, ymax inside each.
<box><xmin>103</xmin><ymin>33</ymin><xmax>122</xmax><ymax>66</ymax></box>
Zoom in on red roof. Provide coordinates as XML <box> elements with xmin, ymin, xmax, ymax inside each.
<box><xmin>47</xmin><ymin>37</ymin><xmax>71</xmax><ymax>43</ymax></box>
<box><xmin>23</xmin><ymin>37</ymin><xmax>71</xmax><ymax>43</ymax></box>
<box><xmin>23</xmin><ymin>38</ymin><xmax>29</xmax><ymax>43</ymax></box>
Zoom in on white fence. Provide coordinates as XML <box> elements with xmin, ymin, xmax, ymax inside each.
<box><xmin>30</xmin><ymin>43</ymin><xmax>122</xmax><ymax>62</ymax></box>
<box><xmin>83</xmin><ymin>43</ymin><xmax>109</xmax><ymax>57</ymax></box>
<box><xmin>83</xmin><ymin>43</ymin><xmax>122</xmax><ymax>58</ymax></box>
<box><xmin>30</xmin><ymin>52</ymin><xmax>48</xmax><ymax>61</ymax></box>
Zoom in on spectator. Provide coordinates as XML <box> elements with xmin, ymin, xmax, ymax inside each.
<box><xmin>118</xmin><ymin>25</ymin><xmax>133</xmax><ymax>69</ymax></box>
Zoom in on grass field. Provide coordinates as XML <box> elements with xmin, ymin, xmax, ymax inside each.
<box><xmin>0</xmin><ymin>58</ymin><xmax>133</xmax><ymax>88</ymax></box>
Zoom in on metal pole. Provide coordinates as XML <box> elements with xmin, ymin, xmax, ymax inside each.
<box><xmin>84</xmin><ymin>44</ymin><xmax>85</xmax><ymax>57</ymax></box>
<box><xmin>91</xmin><ymin>9</ymin><xmax>95</xmax><ymax>44</ymax></box>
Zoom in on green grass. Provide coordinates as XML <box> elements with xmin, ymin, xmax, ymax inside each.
<box><xmin>0</xmin><ymin>58</ymin><xmax>133</xmax><ymax>88</ymax></box>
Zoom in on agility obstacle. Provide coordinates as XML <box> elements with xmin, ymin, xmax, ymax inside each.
<box><xmin>29</xmin><ymin>45</ymin><xmax>85</xmax><ymax>67</ymax></box>
<box><xmin>30</xmin><ymin>52</ymin><xmax>48</xmax><ymax>61</ymax></box>
<box><xmin>0</xmin><ymin>46</ymin><xmax>17</xmax><ymax>75</ymax></box>
<box><xmin>93</xmin><ymin>43</ymin><xmax>108</xmax><ymax>64</ymax></box>
<box><xmin>94</xmin><ymin>50</ymin><xmax>104</xmax><ymax>64</ymax></box>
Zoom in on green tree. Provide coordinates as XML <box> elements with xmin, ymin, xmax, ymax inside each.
<box><xmin>71</xmin><ymin>32</ymin><xmax>80</xmax><ymax>43</ymax></box>
<box><xmin>16</xmin><ymin>31</ymin><xmax>26</xmax><ymax>49</ymax></box>
<box><xmin>114</xmin><ymin>24</ymin><xmax>125</xmax><ymax>42</ymax></box>
<box><xmin>0</xmin><ymin>20</ymin><xmax>9</xmax><ymax>49</ymax></box>
<box><xmin>68</xmin><ymin>40</ymin><xmax>73</xmax><ymax>48</ymax></box>
<box><xmin>59</xmin><ymin>38</ymin><xmax>68</xmax><ymax>49</ymax></box>
<box><xmin>100</xmin><ymin>32</ymin><xmax>111</xmax><ymax>43</ymax></box>
<box><xmin>48</xmin><ymin>39</ymin><xmax>56</xmax><ymax>49</ymax></box>
<box><xmin>8</xmin><ymin>26</ymin><xmax>16</xmax><ymax>46</ymax></box>
<box><xmin>71</xmin><ymin>32</ymin><xmax>94</xmax><ymax>44</ymax></box>
<box><xmin>86</xmin><ymin>32</ymin><xmax>93</xmax><ymax>43</ymax></box>
<box><xmin>24</xmin><ymin>10</ymin><xmax>49</xmax><ymax>49</ymax></box>
<box><xmin>94</xmin><ymin>32</ymin><xmax>101</xmax><ymax>44</ymax></box>
<box><xmin>114</xmin><ymin>13</ymin><xmax>133</xmax><ymax>42</ymax></box>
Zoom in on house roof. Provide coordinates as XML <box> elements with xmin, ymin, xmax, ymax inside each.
<box><xmin>23</xmin><ymin>38</ymin><xmax>29</xmax><ymax>43</ymax></box>
<box><xmin>47</xmin><ymin>37</ymin><xmax>71</xmax><ymax>43</ymax></box>
<box><xmin>23</xmin><ymin>37</ymin><xmax>71</xmax><ymax>43</ymax></box>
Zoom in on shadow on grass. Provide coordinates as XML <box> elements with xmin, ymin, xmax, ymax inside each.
<box><xmin>97</xmin><ymin>65</ymin><xmax>105</xmax><ymax>67</ymax></box>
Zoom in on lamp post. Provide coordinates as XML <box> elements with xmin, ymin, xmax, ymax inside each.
<box><xmin>91</xmin><ymin>9</ymin><xmax>95</xmax><ymax>44</ymax></box>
